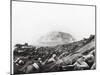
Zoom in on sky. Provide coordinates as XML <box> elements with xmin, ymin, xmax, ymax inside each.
<box><xmin>12</xmin><ymin>1</ymin><xmax>95</xmax><ymax>46</ymax></box>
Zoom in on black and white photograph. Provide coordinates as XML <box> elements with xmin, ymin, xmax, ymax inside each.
<box><xmin>12</xmin><ymin>0</ymin><xmax>96</xmax><ymax>74</ymax></box>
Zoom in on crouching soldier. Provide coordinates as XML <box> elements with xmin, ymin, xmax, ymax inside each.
<box><xmin>19</xmin><ymin>59</ymin><xmax>41</xmax><ymax>73</ymax></box>
<box><xmin>14</xmin><ymin>57</ymin><xmax>25</xmax><ymax>74</ymax></box>
<box><xmin>14</xmin><ymin>58</ymin><xmax>24</xmax><ymax>66</ymax></box>
<box><xmin>73</xmin><ymin>56</ymin><xmax>89</xmax><ymax>70</ymax></box>
<box><xmin>74</xmin><ymin>50</ymin><xmax>95</xmax><ymax>70</ymax></box>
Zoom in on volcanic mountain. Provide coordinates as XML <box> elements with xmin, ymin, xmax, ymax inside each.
<box><xmin>37</xmin><ymin>31</ymin><xmax>76</xmax><ymax>46</ymax></box>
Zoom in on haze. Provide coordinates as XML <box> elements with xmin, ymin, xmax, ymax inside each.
<box><xmin>12</xmin><ymin>1</ymin><xmax>95</xmax><ymax>46</ymax></box>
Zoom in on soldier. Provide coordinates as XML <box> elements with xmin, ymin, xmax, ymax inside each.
<box><xmin>74</xmin><ymin>50</ymin><xmax>95</xmax><ymax>70</ymax></box>
<box><xmin>38</xmin><ymin>58</ymin><xmax>46</xmax><ymax>65</ymax></box>
<box><xmin>84</xmin><ymin>50</ymin><xmax>95</xmax><ymax>69</ymax></box>
<box><xmin>47</xmin><ymin>54</ymin><xmax>57</xmax><ymax>63</ymax></box>
<box><xmin>14</xmin><ymin>57</ymin><xmax>24</xmax><ymax>66</ymax></box>
<box><xmin>73</xmin><ymin>56</ymin><xmax>89</xmax><ymax>70</ymax></box>
<box><xmin>19</xmin><ymin>59</ymin><xmax>41</xmax><ymax>73</ymax></box>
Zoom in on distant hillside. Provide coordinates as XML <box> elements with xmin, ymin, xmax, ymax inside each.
<box><xmin>37</xmin><ymin>31</ymin><xmax>75</xmax><ymax>46</ymax></box>
<box><xmin>14</xmin><ymin>35</ymin><xmax>95</xmax><ymax>60</ymax></box>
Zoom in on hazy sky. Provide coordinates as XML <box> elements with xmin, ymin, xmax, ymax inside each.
<box><xmin>12</xmin><ymin>1</ymin><xmax>95</xmax><ymax>46</ymax></box>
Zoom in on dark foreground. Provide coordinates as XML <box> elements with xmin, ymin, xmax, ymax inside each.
<box><xmin>13</xmin><ymin>35</ymin><xmax>96</xmax><ymax>74</ymax></box>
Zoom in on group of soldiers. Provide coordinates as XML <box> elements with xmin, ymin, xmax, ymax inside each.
<box><xmin>60</xmin><ymin>50</ymin><xmax>96</xmax><ymax>71</ymax></box>
<box><xmin>14</xmin><ymin>49</ymin><xmax>95</xmax><ymax>74</ymax></box>
<box><xmin>14</xmin><ymin>53</ymin><xmax>58</xmax><ymax>74</ymax></box>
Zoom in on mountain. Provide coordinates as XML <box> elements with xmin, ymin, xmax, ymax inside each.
<box><xmin>37</xmin><ymin>31</ymin><xmax>75</xmax><ymax>46</ymax></box>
